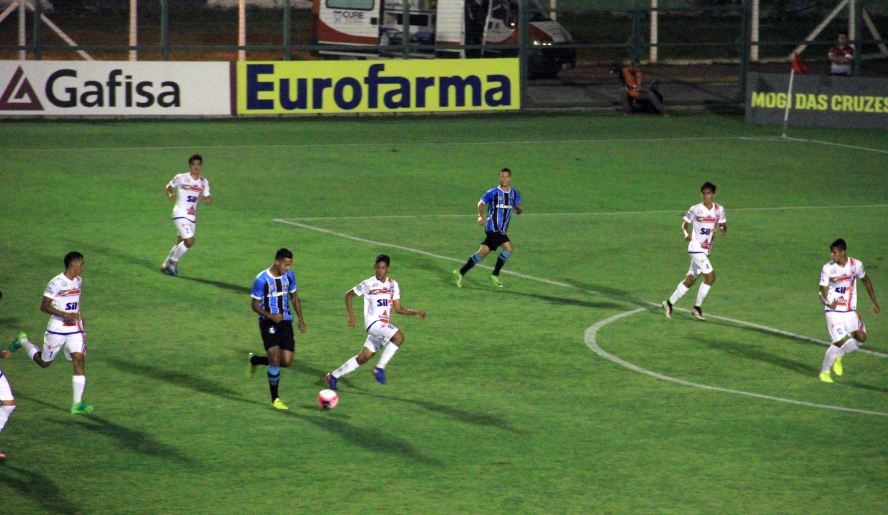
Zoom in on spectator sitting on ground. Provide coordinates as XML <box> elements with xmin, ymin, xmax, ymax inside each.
<box><xmin>620</xmin><ymin>58</ymin><xmax>667</xmax><ymax>115</ymax></box>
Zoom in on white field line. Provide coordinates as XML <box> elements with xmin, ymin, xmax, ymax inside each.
<box><xmin>5</xmin><ymin>135</ymin><xmax>886</xmax><ymax>154</ymax></box>
<box><xmin>282</xmin><ymin>204</ymin><xmax>888</xmax><ymax>221</ymax></box>
<box><xmin>273</xmin><ymin>218</ymin><xmax>888</xmax><ymax>360</ymax></box>
<box><xmin>585</xmin><ymin>309</ymin><xmax>888</xmax><ymax>417</ymax></box>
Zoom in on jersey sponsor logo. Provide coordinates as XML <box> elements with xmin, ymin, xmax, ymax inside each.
<box><xmin>495</xmin><ymin>204</ymin><xmax>514</xmax><ymax>209</ymax></box>
<box><xmin>368</xmin><ymin>289</ymin><xmax>391</xmax><ymax>295</ymax></box>
<box><xmin>0</xmin><ymin>66</ymin><xmax>44</xmax><ymax>111</ymax></box>
<box><xmin>59</xmin><ymin>289</ymin><xmax>81</xmax><ymax>296</ymax></box>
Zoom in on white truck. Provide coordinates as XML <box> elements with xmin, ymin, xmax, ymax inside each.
<box><xmin>311</xmin><ymin>0</ymin><xmax>576</xmax><ymax>78</ymax></box>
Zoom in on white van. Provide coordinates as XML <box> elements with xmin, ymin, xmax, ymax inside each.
<box><xmin>311</xmin><ymin>0</ymin><xmax>576</xmax><ymax>78</ymax></box>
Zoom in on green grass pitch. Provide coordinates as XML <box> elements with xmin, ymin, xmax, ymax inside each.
<box><xmin>0</xmin><ymin>111</ymin><xmax>886</xmax><ymax>514</ymax></box>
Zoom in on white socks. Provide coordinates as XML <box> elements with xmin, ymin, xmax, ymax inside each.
<box><xmin>170</xmin><ymin>242</ymin><xmax>189</xmax><ymax>262</ymax></box>
<box><xmin>21</xmin><ymin>337</ymin><xmax>39</xmax><ymax>360</ymax></box>
<box><xmin>695</xmin><ymin>283</ymin><xmax>712</xmax><ymax>307</ymax></box>
<box><xmin>840</xmin><ymin>339</ymin><xmax>860</xmax><ymax>355</ymax></box>
<box><xmin>73</xmin><ymin>375</ymin><xmax>86</xmax><ymax>404</ymax></box>
<box><xmin>332</xmin><ymin>357</ymin><xmax>360</xmax><ymax>378</ymax></box>
<box><xmin>0</xmin><ymin>404</ymin><xmax>15</xmax><ymax>432</ymax></box>
<box><xmin>376</xmin><ymin>343</ymin><xmax>400</xmax><ymax>369</ymax></box>
<box><xmin>821</xmin><ymin>345</ymin><xmax>843</xmax><ymax>373</ymax></box>
<box><xmin>669</xmin><ymin>283</ymin><xmax>690</xmax><ymax>305</ymax></box>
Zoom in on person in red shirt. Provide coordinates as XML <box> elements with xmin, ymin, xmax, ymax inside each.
<box><xmin>828</xmin><ymin>32</ymin><xmax>853</xmax><ymax>76</ymax></box>
<box><xmin>620</xmin><ymin>58</ymin><xmax>666</xmax><ymax>115</ymax></box>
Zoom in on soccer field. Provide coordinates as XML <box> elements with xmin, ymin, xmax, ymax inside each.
<box><xmin>1</xmin><ymin>111</ymin><xmax>886</xmax><ymax>514</ymax></box>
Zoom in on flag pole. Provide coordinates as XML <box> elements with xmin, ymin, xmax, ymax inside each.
<box><xmin>781</xmin><ymin>67</ymin><xmax>795</xmax><ymax>138</ymax></box>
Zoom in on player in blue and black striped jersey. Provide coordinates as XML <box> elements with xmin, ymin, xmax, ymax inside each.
<box><xmin>247</xmin><ymin>248</ymin><xmax>307</xmax><ymax>410</ymax></box>
<box><xmin>454</xmin><ymin>168</ymin><xmax>524</xmax><ymax>288</ymax></box>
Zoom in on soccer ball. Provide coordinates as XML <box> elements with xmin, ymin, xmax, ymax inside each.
<box><xmin>318</xmin><ymin>389</ymin><xmax>339</xmax><ymax>410</ymax></box>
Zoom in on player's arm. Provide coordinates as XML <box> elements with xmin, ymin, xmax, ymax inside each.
<box><xmin>166</xmin><ymin>182</ymin><xmax>176</xmax><ymax>201</ymax></box>
<box><xmin>203</xmin><ymin>195</ymin><xmax>213</xmax><ymax>205</ymax></box>
<box><xmin>41</xmin><ymin>295</ymin><xmax>80</xmax><ymax>322</ymax></box>
<box><xmin>718</xmin><ymin>222</ymin><xmax>727</xmax><ymax>235</ymax></box>
<box><xmin>251</xmin><ymin>297</ymin><xmax>283</xmax><ymax>323</ymax></box>
<box><xmin>345</xmin><ymin>289</ymin><xmax>358</xmax><ymax>327</ymax></box>
<box><xmin>393</xmin><ymin>299</ymin><xmax>426</xmax><ymax>319</ymax></box>
<box><xmin>681</xmin><ymin>220</ymin><xmax>692</xmax><ymax>241</ymax></box>
<box><xmin>861</xmin><ymin>275</ymin><xmax>880</xmax><ymax>314</ymax></box>
<box><xmin>515</xmin><ymin>202</ymin><xmax>524</xmax><ymax>215</ymax></box>
<box><xmin>477</xmin><ymin>200</ymin><xmax>486</xmax><ymax>226</ymax></box>
<box><xmin>0</xmin><ymin>349</ymin><xmax>10</xmax><ymax>359</ymax></box>
<box><xmin>290</xmin><ymin>291</ymin><xmax>306</xmax><ymax>333</ymax></box>
<box><xmin>818</xmin><ymin>285</ymin><xmax>837</xmax><ymax>309</ymax></box>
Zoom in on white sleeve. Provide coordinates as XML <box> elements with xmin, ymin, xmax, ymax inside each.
<box><xmin>203</xmin><ymin>178</ymin><xmax>211</xmax><ymax>197</ymax></box>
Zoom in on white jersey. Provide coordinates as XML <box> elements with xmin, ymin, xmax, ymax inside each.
<box><xmin>820</xmin><ymin>258</ymin><xmax>866</xmax><ymax>312</ymax></box>
<box><xmin>684</xmin><ymin>202</ymin><xmax>726</xmax><ymax>256</ymax></box>
<box><xmin>169</xmin><ymin>173</ymin><xmax>211</xmax><ymax>223</ymax></box>
<box><xmin>352</xmin><ymin>276</ymin><xmax>401</xmax><ymax>331</ymax></box>
<box><xmin>44</xmin><ymin>273</ymin><xmax>83</xmax><ymax>335</ymax></box>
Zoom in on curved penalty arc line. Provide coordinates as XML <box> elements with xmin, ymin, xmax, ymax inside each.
<box><xmin>584</xmin><ymin>308</ymin><xmax>888</xmax><ymax>417</ymax></box>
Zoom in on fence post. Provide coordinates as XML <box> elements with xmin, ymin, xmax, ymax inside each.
<box><xmin>161</xmin><ymin>0</ymin><xmax>169</xmax><ymax>61</ymax></box>
<box><xmin>518</xmin><ymin>0</ymin><xmax>528</xmax><ymax>108</ymax></box>
<box><xmin>740</xmin><ymin>0</ymin><xmax>751</xmax><ymax>102</ymax></box>
<box><xmin>284</xmin><ymin>0</ymin><xmax>291</xmax><ymax>60</ymax></box>
<box><xmin>34</xmin><ymin>0</ymin><xmax>42</xmax><ymax>60</ymax></box>
<box><xmin>853</xmin><ymin>0</ymin><xmax>863</xmax><ymax>76</ymax></box>
<box><xmin>402</xmin><ymin>0</ymin><xmax>410</xmax><ymax>59</ymax></box>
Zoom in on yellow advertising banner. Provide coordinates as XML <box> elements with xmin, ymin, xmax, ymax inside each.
<box><xmin>237</xmin><ymin>59</ymin><xmax>519</xmax><ymax>115</ymax></box>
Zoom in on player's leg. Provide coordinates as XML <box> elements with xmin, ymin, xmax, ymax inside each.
<box><xmin>820</xmin><ymin>312</ymin><xmax>849</xmax><ymax>382</ymax></box>
<box><xmin>832</xmin><ymin>314</ymin><xmax>866</xmax><ymax>377</ymax></box>
<box><xmin>491</xmin><ymin>239</ymin><xmax>513</xmax><ymax>287</ymax></box>
<box><xmin>663</xmin><ymin>261</ymin><xmax>699</xmax><ymax>316</ymax></box>
<box><xmin>372</xmin><ymin>326</ymin><xmax>404</xmax><ymax>384</ymax></box>
<box><xmin>327</xmin><ymin>336</ymin><xmax>381</xmax><ymax>389</ymax></box>
<box><xmin>69</xmin><ymin>340</ymin><xmax>93</xmax><ymax>413</ymax></box>
<box><xmin>457</xmin><ymin>239</ymin><xmax>494</xmax><ymax>279</ymax></box>
<box><xmin>265</xmin><ymin>344</ymin><xmax>285</xmax><ymax>406</ymax></box>
<box><xmin>18</xmin><ymin>334</ymin><xmax>56</xmax><ymax>368</ymax></box>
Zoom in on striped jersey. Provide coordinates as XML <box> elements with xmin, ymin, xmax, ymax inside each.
<box><xmin>820</xmin><ymin>258</ymin><xmax>866</xmax><ymax>312</ymax></box>
<box><xmin>251</xmin><ymin>269</ymin><xmax>297</xmax><ymax>321</ymax></box>
<box><xmin>169</xmin><ymin>173</ymin><xmax>211</xmax><ymax>223</ymax></box>
<box><xmin>352</xmin><ymin>276</ymin><xmax>401</xmax><ymax>331</ymax></box>
<box><xmin>481</xmin><ymin>186</ymin><xmax>521</xmax><ymax>234</ymax></box>
<box><xmin>684</xmin><ymin>202</ymin><xmax>726</xmax><ymax>256</ymax></box>
<box><xmin>44</xmin><ymin>273</ymin><xmax>83</xmax><ymax>335</ymax></box>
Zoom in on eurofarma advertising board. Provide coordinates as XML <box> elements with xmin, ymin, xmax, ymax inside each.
<box><xmin>746</xmin><ymin>72</ymin><xmax>888</xmax><ymax>129</ymax></box>
<box><xmin>236</xmin><ymin>59</ymin><xmax>520</xmax><ymax>115</ymax></box>
<box><xmin>0</xmin><ymin>62</ymin><xmax>231</xmax><ymax>116</ymax></box>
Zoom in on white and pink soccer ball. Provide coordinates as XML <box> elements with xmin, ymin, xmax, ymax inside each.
<box><xmin>318</xmin><ymin>389</ymin><xmax>338</xmax><ymax>409</ymax></box>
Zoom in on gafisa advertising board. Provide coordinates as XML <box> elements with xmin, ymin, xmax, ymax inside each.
<box><xmin>746</xmin><ymin>72</ymin><xmax>888</xmax><ymax>129</ymax></box>
<box><xmin>0</xmin><ymin>61</ymin><xmax>232</xmax><ymax>116</ymax></box>
<box><xmin>236</xmin><ymin>59</ymin><xmax>519</xmax><ymax>115</ymax></box>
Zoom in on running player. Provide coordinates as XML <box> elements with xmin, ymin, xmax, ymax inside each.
<box><xmin>325</xmin><ymin>254</ymin><xmax>426</xmax><ymax>390</ymax></box>
<box><xmin>161</xmin><ymin>154</ymin><xmax>213</xmax><ymax>276</ymax></box>
<box><xmin>1</xmin><ymin>291</ymin><xmax>19</xmax><ymax>460</ymax></box>
<box><xmin>662</xmin><ymin>182</ymin><xmax>727</xmax><ymax>321</ymax></box>
<box><xmin>247</xmin><ymin>248</ymin><xmax>307</xmax><ymax>410</ymax></box>
<box><xmin>454</xmin><ymin>167</ymin><xmax>524</xmax><ymax>288</ymax></box>
<box><xmin>817</xmin><ymin>239</ymin><xmax>880</xmax><ymax>383</ymax></box>
<box><xmin>9</xmin><ymin>252</ymin><xmax>94</xmax><ymax>414</ymax></box>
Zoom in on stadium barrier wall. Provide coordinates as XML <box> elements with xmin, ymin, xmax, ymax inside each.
<box><xmin>745</xmin><ymin>72</ymin><xmax>888</xmax><ymax>129</ymax></box>
<box><xmin>0</xmin><ymin>61</ymin><xmax>232</xmax><ymax>115</ymax></box>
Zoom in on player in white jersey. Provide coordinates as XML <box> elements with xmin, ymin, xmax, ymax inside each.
<box><xmin>817</xmin><ymin>238</ymin><xmax>880</xmax><ymax>383</ymax></box>
<box><xmin>161</xmin><ymin>154</ymin><xmax>213</xmax><ymax>276</ymax></box>
<box><xmin>662</xmin><ymin>182</ymin><xmax>727</xmax><ymax>321</ymax></box>
<box><xmin>9</xmin><ymin>252</ymin><xmax>94</xmax><ymax>414</ymax></box>
<box><xmin>1</xmin><ymin>291</ymin><xmax>19</xmax><ymax>460</ymax></box>
<box><xmin>325</xmin><ymin>254</ymin><xmax>426</xmax><ymax>390</ymax></box>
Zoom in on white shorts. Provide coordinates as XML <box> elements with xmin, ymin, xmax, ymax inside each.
<box><xmin>43</xmin><ymin>331</ymin><xmax>86</xmax><ymax>362</ymax></box>
<box><xmin>687</xmin><ymin>252</ymin><xmax>714</xmax><ymax>278</ymax></box>
<box><xmin>362</xmin><ymin>322</ymin><xmax>399</xmax><ymax>353</ymax></box>
<box><xmin>173</xmin><ymin>218</ymin><xmax>195</xmax><ymax>239</ymax></box>
<box><xmin>0</xmin><ymin>371</ymin><xmax>13</xmax><ymax>401</ymax></box>
<box><xmin>824</xmin><ymin>311</ymin><xmax>865</xmax><ymax>344</ymax></box>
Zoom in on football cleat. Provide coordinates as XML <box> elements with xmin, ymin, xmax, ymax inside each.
<box><xmin>8</xmin><ymin>332</ymin><xmax>26</xmax><ymax>353</ymax></box>
<box><xmin>170</xmin><ymin>261</ymin><xmax>179</xmax><ymax>276</ymax></box>
<box><xmin>325</xmin><ymin>373</ymin><xmax>338</xmax><ymax>391</ymax></box>
<box><xmin>662</xmin><ymin>300</ymin><xmax>673</xmax><ymax>318</ymax></box>
<box><xmin>453</xmin><ymin>270</ymin><xmax>463</xmax><ymax>288</ymax></box>
<box><xmin>372</xmin><ymin>366</ymin><xmax>387</xmax><ymax>385</ymax></box>
<box><xmin>272</xmin><ymin>398</ymin><xmax>289</xmax><ymax>410</ymax></box>
<box><xmin>819</xmin><ymin>372</ymin><xmax>834</xmax><ymax>383</ymax></box>
<box><xmin>693</xmin><ymin>306</ymin><xmax>705</xmax><ymax>321</ymax></box>
<box><xmin>491</xmin><ymin>275</ymin><xmax>503</xmax><ymax>288</ymax></box>
<box><xmin>70</xmin><ymin>402</ymin><xmax>94</xmax><ymax>414</ymax></box>
<box><xmin>246</xmin><ymin>352</ymin><xmax>256</xmax><ymax>378</ymax></box>
<box><xmin>832</xmin><ymin>356</ymin><xmax>843</xmax><ymax>376</ymax></box>
<box><xmin>160</xmin><ymin>259</ymin><xmax>175</xmax><ymax>276</ymax></box>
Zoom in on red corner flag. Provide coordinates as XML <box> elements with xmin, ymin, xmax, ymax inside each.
<box><xmin>792</xmin><ymin>52</ymin><xmax>809</xmax><ymax>74</ymax></box>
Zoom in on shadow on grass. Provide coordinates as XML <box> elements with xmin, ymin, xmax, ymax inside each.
<box><xmin>105</xmin><ymin>357</ymin><xmax>262</xmax><ymax>406</ymax></box>
<box><xmin>702</xmin><ymin>318</ymin><xmax>824</xmax><ymax>347</ymax></box>
<box><xmin>496</xmin><ymin>288</ymin><xmax>624</xmax><ymax>310</ymax></box>
<box><xmin>173</xmin><ymin>275</ymin><xmax>251</xmax><ymax>294</ymax></box>
<box><xmin>46</xmin><ymin>415</ymin><xmax>194</xmax><ymax>465</ymax></box>
<box><xmin>281</xmin><ymin>410</ymin><xmax>442</xmax><ymax>466</ymax></box>
<box><xmin>0</xmin><ymin>466</ymin><xmax>80</xmax><ymax>515</ymax></box>
<box><xmin>700</xmin><ymin>338</ymin><xmax>816</xmax><ymax>376</ymax></box>
<box><xmin>68</xmin><ymin>240</ymin><xmax>158</xmax><ymax>274</ymax></box>
<box><xmin>355</xmin><ymin>391</ymin><xmax>524</xmax><ymax>435</ymax></box>
<box><xmin>846</xmin><ymin>381</ymin><xmax>888</xmax><ymax>394</ymax></box>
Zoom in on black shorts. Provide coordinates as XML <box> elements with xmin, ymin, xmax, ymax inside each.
<box><xmin>258</xmin><ymin>319</ymin><xmax>295</xmax><ymax>352</ymax></box>
<box><xmin>482</xmin><ymin>231</ymin><xmax>511</xmax><ymax>251</ymax></box>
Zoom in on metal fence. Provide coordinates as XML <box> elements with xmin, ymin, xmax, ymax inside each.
<box><xmin>1</xmin><ymin>0</ymin><xmax>886</xmax><ymax>109</ymax></box>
